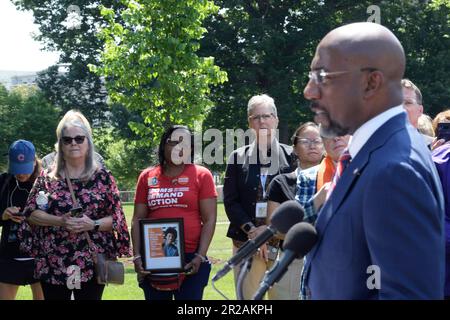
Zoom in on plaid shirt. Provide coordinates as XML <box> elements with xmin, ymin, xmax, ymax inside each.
<box><xmin>295</xmin><ymin>165</ymin><xmax>320</xmax><ymax>224</ymax></box>
<box><xmin>297</xmin><ymin>161</ymin><xmax>341</xmax><ymax>299</ymax></box>
<box><xmin>295</xmin><ymin>165</ymin><xmax>320</xmax><ymax>300</ymax></box>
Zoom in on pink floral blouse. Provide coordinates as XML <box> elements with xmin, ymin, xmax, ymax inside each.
<box><xmin>19</xmin><ymin>168</ymin><xmax>131</xmax><ymax>285</ymax></box>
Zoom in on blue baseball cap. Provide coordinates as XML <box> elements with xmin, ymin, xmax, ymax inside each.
<box><xmin>8</xmin><ymin>140</ymin><xmax>36</xmax><ymax>175</ymax></box>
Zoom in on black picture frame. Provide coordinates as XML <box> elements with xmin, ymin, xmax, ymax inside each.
<box><xmin>139</xmin><ymin>218</ymin><xmax>185</xmax><ymax>273</ymax></box>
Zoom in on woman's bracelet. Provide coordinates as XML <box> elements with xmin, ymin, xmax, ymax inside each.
<box><xmin>133</xmin><ymin>255</ymin><xmax>142</xmax><ymax>262</ymax></box>
<box><xmin>194</xmin><ymin>253</ymin><xmax>207</xmax><ymax>263</ymax></box>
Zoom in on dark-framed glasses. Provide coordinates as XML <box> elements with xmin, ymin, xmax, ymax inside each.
<box><xmin>249</xmin><ymin>113</ymin><xmax>274</xmax><ymax>122</ymax></box>
<box><xmin>61</xmin><ymin>135</ymin><xmax>86</xmax><ymax>145</ymax></box>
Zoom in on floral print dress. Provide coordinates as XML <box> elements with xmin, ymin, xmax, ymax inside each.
<box><xmin>19</xmin><ymin>168</ymin><xmax>131</xmax><ymax>285</ymax></box>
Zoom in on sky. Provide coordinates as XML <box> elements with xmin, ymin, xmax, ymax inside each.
<box><xmin>0</xmin><ymin>0</ymin><xmax>60</xmax><ymax>72</ymax></box>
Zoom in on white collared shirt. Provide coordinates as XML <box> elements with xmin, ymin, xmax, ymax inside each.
<box><xmin>348</xmin><ymin>105</ymin><xmax>406</xmax><ymax>159</ymax></box>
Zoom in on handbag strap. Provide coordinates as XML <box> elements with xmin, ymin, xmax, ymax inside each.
<box><xmin>65</xmin><ymin>168</ymin><xmax>79</xmax><ymax>208</ymax></box>
<box><xmin>64</xmin><ymin>168</ymin><xmax>97</xmax><ymax>255</ymax></box>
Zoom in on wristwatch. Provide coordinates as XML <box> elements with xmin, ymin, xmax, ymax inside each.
<box><xmin>93</xmin><ymin>220</ymin><xmax>101</xmax><ymax>231</ymax></box>
<box><xmin>241</xmin><ymin>222</ymin><xmax>255</xmax><ymax>234</ymax></box>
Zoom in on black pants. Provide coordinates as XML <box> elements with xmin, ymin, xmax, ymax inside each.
<box><xmin>41</xmin><ymin>278</ymin><xmax>105</xmax><ymax>300</ymax></box>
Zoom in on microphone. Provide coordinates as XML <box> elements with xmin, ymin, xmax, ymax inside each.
<box><xmin>252</xmin><ymin>222</ymin><xmax>318</xmax><ymax>300</ymax></box>
<box><xmin>212</xmin><ymin>200</ymin><xmax>305</xmax><ymax>282</ymax></box>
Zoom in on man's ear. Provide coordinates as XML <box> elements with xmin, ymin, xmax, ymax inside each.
<box><xmin>363</xmin><ymin>70</ymin><xmax>383</xmax><ymax>98</ymax></box>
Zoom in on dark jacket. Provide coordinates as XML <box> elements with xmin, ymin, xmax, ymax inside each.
<box><xmin>303</xmin><ymin>113</ymin><xmax>445</xmax><ymax>299</ymax></box>
<box><xmin>223</xmin><ymin>140</ymin><xmax>297</xmax><ymax>242</ymax></box>
<box><xmin>0</xmin><ymin>173</ymin><xmax>33</xmax><ymax>258</ymax></box>
<box><xmin>432</xmin><ymin>143</ymin><xmax>450</xmax><ymax>297</ymax></box>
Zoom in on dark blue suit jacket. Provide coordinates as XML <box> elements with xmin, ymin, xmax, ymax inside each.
<box><xmin>303</xmin><ymin>113</ymin><xmax>445</xmax><ymax>299</ymax></box>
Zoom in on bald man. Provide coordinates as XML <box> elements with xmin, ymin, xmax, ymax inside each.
<box><xmin>301</xmin><ymin>22</ymin><xmax>445</xmax><ymax>299</ymax></box>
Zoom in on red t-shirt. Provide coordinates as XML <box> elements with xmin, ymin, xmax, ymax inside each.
<box><xmin>134</xmin><ymin>164</ymin><xmax>217</xmax><ymax>253</ymax></box>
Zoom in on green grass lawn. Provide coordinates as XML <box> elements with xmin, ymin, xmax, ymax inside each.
<box><xmin>13</xmin><ymin>202</ymin><xmax>236</xmax><ymax>300</ymax></box>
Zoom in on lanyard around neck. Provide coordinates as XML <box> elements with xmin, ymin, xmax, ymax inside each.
<box><xmin>260</xmin><ymin>167</ymin><xmax>269</xmax><ymax>199</ymax></box>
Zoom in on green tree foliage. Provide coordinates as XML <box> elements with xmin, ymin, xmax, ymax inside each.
<box><xmin>333</xmin><ymin>0</ymin><xmax>450</xmax><ymax>117</ymax></box>
<box><xmin>94</xmin><ymin>112</ymin><xmax>155</xmax><ymax>190</ymax></box>
<box><xmin>95</xmin><ymin>129</ymin><xmax>155</xmax><ymax>190</ymax></box>
<box><xmin>13</xmin><ymin>0</ymin><xmax>450</xmax><ymax>181</ymax></box>
<box><xmin>0</xmin><ymin>84</ymin><xmax>60</xmax><ymax>171</ymax></box>
<box><xmin>13</xmin><ymin>0</ymin><xmax>125</xmax><ymax>125</ymax></box>
<box><xmin>200</xmin><ymin>0</ymin><xmax>450</xmax><ymax>148</ymax></box>
<box><xmin>199</xmin><ymin>0</ymin><xmax>338</xmax><ymax>144</ymax></box>
<box><xmin>12</xmin><ymin>0</ymin><xmax>151</xmax><ymax>185</ymax></box>
<box><xmin>389</xmin><ymin>0</ymin><xmax>450</xmax><ymax>116</ymax></box>
<box><xmin>94</xmin><ymin>0</ymin><xmax>228</xmax><ymax>141</ymax></box>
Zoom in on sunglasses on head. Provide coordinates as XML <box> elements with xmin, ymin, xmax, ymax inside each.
<box><xmin>61</xmin><ymin>135</ymin><xmax>86</xmax><ymax>145</ymax></box>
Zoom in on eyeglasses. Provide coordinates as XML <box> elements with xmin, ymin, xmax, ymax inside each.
<box><xmin>296</xmin><ymin>138</ymin><xmax>323</xmax><ymax>147</ymax></box>
<box><xmin>61</xmin><ymin>136</ymin><xmax>86</xmax><ymax>145</ymax></box>
<box><xmin>249</xmin><ymin>113</ymin><xmax>275</xmax><ymax>122</ymax></box>
<box><xmin>403</xmin><ymin>99</ymin><xmax>419</xmax><ymax>106</ymax></box>
<box><xmin>308</xmin><ymin>67</ymin><xmax>378</xmax><ymax>85</ymax></box>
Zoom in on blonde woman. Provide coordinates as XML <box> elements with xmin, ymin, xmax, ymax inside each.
<box><xmin>19</xmin><ymin>110</ymin><xmax>130</xmax><ymax>300</ymax></box>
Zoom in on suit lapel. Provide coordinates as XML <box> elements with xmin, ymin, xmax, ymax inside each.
<box><xmin>305</xmin><ymin>113</ymin><xmax>407</xmax><ymax>267</ymax></box>
<box><xmin>315</xmin><ymin>113</ymin><xmax>406</xmax><ymax>236</ymax></box>
<box><xmin>302</xmin><ymin>146</ymin><xmax>370</xmax><ymax>283</ymax></box>
<box><xmin>314</xmin><ymin>153</ymin><xmax>368</xmax><ymax>234</ymax></box>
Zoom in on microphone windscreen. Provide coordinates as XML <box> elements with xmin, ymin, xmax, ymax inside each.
<box><xmin>283</xmin><ymin>222</ymin><xmax>318</xmax><ymax>258</ymax></box>
<box><xmin>270</xmin><ymin>200</ymin><xmax>305</xmax><ymax>233</ymax></box>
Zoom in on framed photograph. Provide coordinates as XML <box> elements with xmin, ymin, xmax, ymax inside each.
<box><xmin>139</xmin><ymin>218</ymin><xmax>185</xmax><ymax>273</ymax></box>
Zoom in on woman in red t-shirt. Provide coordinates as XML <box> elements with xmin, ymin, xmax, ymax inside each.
<box><xmin>132</xmin><ymin>125</ymin><xmax>217</xmax><ymax>300</ymax></box>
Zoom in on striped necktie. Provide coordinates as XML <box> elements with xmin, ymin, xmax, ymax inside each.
<box><xmin>326</xmin><ymin>149</ymin><xmax>352</xmax><ymax>199</ymax></box>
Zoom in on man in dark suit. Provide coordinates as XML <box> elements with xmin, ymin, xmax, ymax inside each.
<box><xmin>301</xmin><ymin>22</ymin><xmax>445</xmax><ymax>299</ymax></box>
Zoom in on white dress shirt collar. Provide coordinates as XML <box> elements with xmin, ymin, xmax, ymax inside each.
<box><xmin>348</xmin><ymin>105</ymin><xmax>406</xmax><ymax>159</ymax></box>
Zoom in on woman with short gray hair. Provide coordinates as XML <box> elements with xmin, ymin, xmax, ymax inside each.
<box><xmin>224</xmin><ymin>94</ymin><xmax>297</xmax><ymax>299</ymax></box>
<box><xmin>247</xmin><ymin>94</ymin><xmax>278</xmax><ymax>118</ymax></box>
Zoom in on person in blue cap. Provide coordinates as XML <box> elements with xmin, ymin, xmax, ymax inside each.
<box><xmin>0</xmin><ymin>140</ymin><xmax>43</xmax><ymax>300</ymax></box>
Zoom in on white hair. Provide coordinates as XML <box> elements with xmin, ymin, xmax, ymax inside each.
<box><xmin>53</xmin><ymin>110</ymin><xmax>98</xmax><ymax>180</ymax></box>
<box><xmin>247</xmin><ymin>94</ymin><xmax>277</xmax><ymax>117</ymax></box>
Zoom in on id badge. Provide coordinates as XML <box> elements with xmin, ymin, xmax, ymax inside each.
<box><xmin>255</xmin><ymin>202</ymin><xmax>268</xmax><ymax>218</ymax></box>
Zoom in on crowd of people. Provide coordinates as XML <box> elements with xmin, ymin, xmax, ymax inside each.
<box><xmin>1</xmin><ymin>22</ymin><xmax>449</xmax><ymax>300</ymax></box>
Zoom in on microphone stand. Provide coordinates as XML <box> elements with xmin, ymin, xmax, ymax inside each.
<box><xmin>211</xmin><ymin>251</ymin><xmax>254</xmax><ymax>300</ymax></box>
<box><xmin>236</xmin><ymin>257</ymin><xmax>252</xmax><ymax>300</ymax></box>
<box><xmin>253</xmin><ymin>256</ymin><xmax>284</xmax><ymax>300</ymax></box>
<box><xmin>253</xmin><ymin>281</ymin><xmax>269</xmax><ymax>300</ymax></box>
<box><xmin>211</xmin><ymin>278</ymin><xmax>229</xmax><ymax>300</ymax></box>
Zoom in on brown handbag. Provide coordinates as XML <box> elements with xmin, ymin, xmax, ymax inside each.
<box><xmin>85</xmin><ymin>234</ymin><xmax>125</xmax><ymax>285</ymax></box>
<box><xmin>65</xmin><ymin>170</ymin><xmax>125</xmax><ymax>285</ymax></box>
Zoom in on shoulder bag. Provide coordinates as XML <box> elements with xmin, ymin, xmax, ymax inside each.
<box><xmin>65</xmin><ymin>170</ymin><xmax>124</xmax><ymax>285</ymax></box>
